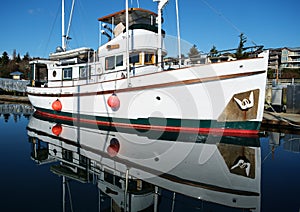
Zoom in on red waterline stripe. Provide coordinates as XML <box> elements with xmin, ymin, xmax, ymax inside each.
<box><xmin>36</xmin><ymin>110</ymin><xmax>258</xmax><ymax>138</ymax></box>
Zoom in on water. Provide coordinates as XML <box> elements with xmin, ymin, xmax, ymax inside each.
<box><xmin>0</xmin><ymin>103</ymin><xmax>300</xmax><ymax>212</ymax></box>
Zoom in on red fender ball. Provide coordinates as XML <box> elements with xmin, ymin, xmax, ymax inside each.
<box><xmin>52</xmin><ymin>124</ymin><xmax>62</xmax><ymax>136</ymax></box>
<box><xmin>107</xmin><ymin>94</ymin><xmax>120</xmax><ymax>110</ymax></box>
<box><xmin>107</xmin><ymin>138</ymin><xmax>120</xmax><ymax>157</ymax></box>
<box><xmin>52</xmin><ymin>99</ymin><xmax>62</xmax><ymax>111</ymax></box>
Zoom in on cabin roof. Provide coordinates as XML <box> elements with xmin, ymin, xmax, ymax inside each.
<box><xmin>98</xmin><ymin>8</ymin><xmax>158</xmax><ymax>25</ymax></box>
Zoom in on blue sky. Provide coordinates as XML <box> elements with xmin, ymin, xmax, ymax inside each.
<box><xmin>0</xmin><ymin>0</ymin><xmax>299</xmax><ymax>58</ymax></box>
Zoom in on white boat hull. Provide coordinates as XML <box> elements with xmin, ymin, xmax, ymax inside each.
<box><xmin>27</xmin><ymin>52</ymin><xmax>268</xmax><ymax>135</ymax></box>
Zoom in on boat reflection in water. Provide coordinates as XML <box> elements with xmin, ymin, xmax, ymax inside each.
<box><xmin>27</xmin><ymin>112</ymin><xmax>261</xmax><ymax>212</ymax></box>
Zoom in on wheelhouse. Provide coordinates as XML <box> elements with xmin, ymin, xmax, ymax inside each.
<box><xmin>28</xmin><ymin>8</ymin><xmax>167</xmax><ymax>89</ymax></box>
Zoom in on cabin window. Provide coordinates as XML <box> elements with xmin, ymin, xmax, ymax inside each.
<box><xmin>63</xmin><ymin>68</ymin><xmax>72</xmax><ymax>80</ymax></box>
<box><xmin>79</xmin><ymin>66</ymin><xmax>87</xmax><ymax>79</ymax></box>
<box><xmin>130</xmin><ymin>54</ymin><xmax>139</xmax><ymax>64</ymax></box>
<box><xmin>105</xmin><ymin>56</ymin><xmax>115</xmax><ymax>70</ymax></box>
<box><xmin>144</xmin><ymin>53</ymin><xmax>155</xmax><ymax>64</ymax></box>
<box><xmin>105</xmin><ymin>55</ymin><xmax>123</xmax><ymax>70</ymax></box>
<box><xmin>116</xmin><ymin>55</ymin><xmax>123</xmax><ymax>67</ymax></box>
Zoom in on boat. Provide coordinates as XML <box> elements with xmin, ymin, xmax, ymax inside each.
<box><xmin>27</xmin><ymin>0</ymin><xmax>269</xmax><ymax>136</ymax></box>
<box><xmin>27</xmin><ymin>114</ymin><xmax>261</xmax><ymax>211</ymax></box>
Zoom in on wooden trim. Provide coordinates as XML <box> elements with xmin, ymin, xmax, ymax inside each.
<box><xmin>98</xmin><ymin>8</ymin><xmax>157</xmax><ymax>22</ymax></box>
<box><xmin>27</xmin><ymin>70</ymin><xmax>266</xmax><ymax>98</ymax></box>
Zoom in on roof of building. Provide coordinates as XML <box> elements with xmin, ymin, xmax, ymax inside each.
<box><xmin>281</xmin><ymin>47</ymin><xmax>300</xmax><ymax>51</ymax></box>
<box><xmin>10</xmin><ymin>71</ymin><xmax>23</xmax><ymax>76</ymax></box>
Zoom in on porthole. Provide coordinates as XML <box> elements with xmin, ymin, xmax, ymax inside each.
<box><xmin>53</xmin><ymin>70</ymin><xmax>57</xmax><ymax>77</ymax></box>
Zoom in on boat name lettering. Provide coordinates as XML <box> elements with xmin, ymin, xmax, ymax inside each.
<box><xmin>106</xmin><ymin>44</ymin><xmax>120</xmax><ymax>50</ymax></box>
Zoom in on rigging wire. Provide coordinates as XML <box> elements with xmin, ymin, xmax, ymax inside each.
<box><xmin>65</xmin><ymin>0</ymin><xmax>76</xmax><ymax>48</ymax></box>
<box><xmin>67</xmin><ymin>0</ymin><xmax>90</xmax><ymax>49</ymax></box>
<box><xmin>201</xmin><ymin>0</ymin><xmax>241</xmax><ymax>34</ymax></box>
<box><xmin>200</xmin><ymin>0</ymin><xmax>258</xmax><ymax>45</ymax></box>
<box><xmin>130</xmin><ymin>0</ymin><xmax>140</xmax><ymax>8</ymax></box>
<box><xmin>43</xmin><ymin>2</ymin><xmax>61</xmax><ymax>57</ymax></box>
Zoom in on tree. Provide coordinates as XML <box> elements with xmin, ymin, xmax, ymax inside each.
<box><xmin>12</xmin><ymin>49</ymin><xmax>17</xmax><ymax>60</ymax></box>
<box><xmin>209</xmin><ymin>45</ymin><xmax>218</xmax><ymax>57</ymax></box>
<box><xmin>1</xmin><ymin>51</ymin><xmax>9</xmax><ymax>65</ymax></box>
<box><xmin>188</xmin><ymin>44</ymin><xmax>200</xmax><ymax>64</ymax></box>
<box><xmin>16</xmin><ymin>53</ymin><xmax>21</xmax><ymax>63</ymax></box>
<box><xmin>235</xmin><ymin>33</ymin><xmax>248</xmax><ymax>59</ymax></box>
<box><xmin>188</xmin><ymin>44</ymin><xmax>200</xmax><ymax>58</ymax></box>
<box><xmin>23</xmin><ymin>52</ymin><xmax>30</xmax><ymax>61</ymax></box>
<box><xmin>0</xmin><ymin>50</ymin><xmax>31</xmax><ymax>79</ymax></box>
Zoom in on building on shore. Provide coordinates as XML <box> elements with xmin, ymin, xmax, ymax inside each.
<box><xmin>281</xmin><ymin>47</ymin><xmax>300</xmax><ymax>70</ymax></box>
<box><xmin>268</xmin><ymin>47</ymin><xmax>300</xmax><ymax>75</ymax></box>
<box><xmin>10</xmin><ymin>71</ymin><xmax>23</xmax><ymax>80</ymax></box>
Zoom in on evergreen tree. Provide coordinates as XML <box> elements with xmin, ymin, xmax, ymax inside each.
<box><xmin>12</xmin><ymin>49</ymin><xmax>17</xmax><ymax>60</ymax></box>
<box><xmin>188</xmin><ymin>44</ymin><xmax>200</xmax><ymax>64</ymax></box>
<box><xmin>236</xmin><ymin>33</ymin><xmax>248</xmax><ymax>59</ymax></box>
<box><xmin>1</xmin><ymin>52</ymin><xmax>9</xmax><ymax>65</ymax></box>
<box><xmin>23</xmin><ymin>52</ymin><xmax>30</xmax><ymax>61</ymax></box>
<box><xmin>209</xmin><ymin>45</ymin><xmax>218</xmax><ymax>57</ymax></box>
<box><xmin>16</xmin><ymin>53</ymin><xmax>21</xmax><ymax>63</ymax></box>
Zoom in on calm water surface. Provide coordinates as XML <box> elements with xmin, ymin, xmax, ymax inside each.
<box><xmin>0</xmin><ymin>103</ymin><xmax>299</xmax><ymax>212</ymax></box>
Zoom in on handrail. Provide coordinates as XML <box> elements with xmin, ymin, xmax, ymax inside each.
<box><xmin>0</xmin><ymin>78</ymin><xmax>30</xmax><ymax>92</ymax></box>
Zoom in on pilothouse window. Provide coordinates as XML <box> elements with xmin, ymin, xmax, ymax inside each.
<box><xmin>130</xmin><ymin>54</ymin><xmax>139</xmax><ymax>64</ymax></box>
<box><xmin>105</xmin><ymin>56</ymin><xmax>115</xmax><ymax>70</ymax></box>
<box><xmin>116</xmin><ymin>55</ymin><xmax>123</xmax><ymax>67</ymax></box>
<box><xmin>105</xmin><ymin>55</ymin><xmax>123</xmax><ymax>70</ymax></box>
<box><xmin>144</xmin><ymin>53</ymin><xmax>155</xmax><ymax>64</ymax></box>
<box><xmin>79</xmin><ymin>66</ymin><xmax>87</xmax><ymax>79</ymax></box>
<box><xmin>63</xmin><ymin>68</ymin><xmax>72</xmax><ymax>80</ymax></box>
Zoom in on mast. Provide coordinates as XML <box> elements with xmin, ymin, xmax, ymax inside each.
<box><xmin>126</xmin><ymin>0</ymin><xmax>131</xmax><ymax>86</ymax></box>
<box><xmin>155</xmin><ymin>0</ymin><xmax>169</xmax><ymax>71</ymax></box>
<box><xmin>62</xmin><ymin>0</ymin><xmax>66</xmax><ymax>51</ymax></box>
<box><xmin>175</xmin><ymin>0</ymin><xmax>181</xmax><ymax>67</ymax></box>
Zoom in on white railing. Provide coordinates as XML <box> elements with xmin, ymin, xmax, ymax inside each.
<box><xmin>0</xmin><ymin>78</ymin><xmax>30</xmax><ymax>92</ymax></box>
<box><xmin>0</xmin><ymin>104</ymin><xmax>34</xmax><ymax>115</ymax></box>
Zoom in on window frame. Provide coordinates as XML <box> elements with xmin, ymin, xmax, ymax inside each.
<box><xmin>79</xmin><ymin>66</ymin><xmax>88</xmax><ymax>79</ymax></box>
<box><xmin>105</xmin><ymin>56</ymin><xmax>116</xmax><ymax>70</ymax></box>
<box><xmin>63</xmin><ymin>67</ymin><xmax>72</xmax><ymax>80</ymax></box>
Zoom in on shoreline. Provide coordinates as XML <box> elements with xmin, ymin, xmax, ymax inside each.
<box><xmin>0</xmin><ymin>94</ymin><xmax>30</xmax><ymax>103</ymax></box>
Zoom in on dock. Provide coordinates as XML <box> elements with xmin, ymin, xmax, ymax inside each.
<box><xmin>261</xmin><ymin>111</ymin><xmax>300</xmax><ymax>134</ymax></box>
<box><xmin>0</xmin><ymin>95</ymin><xmax>29</xmax><ymax>103</ymax></box>
<box><xmin>0</xmin><ymin>78</ymin><xmax>29</xmax><ymax>93</ymax></box>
